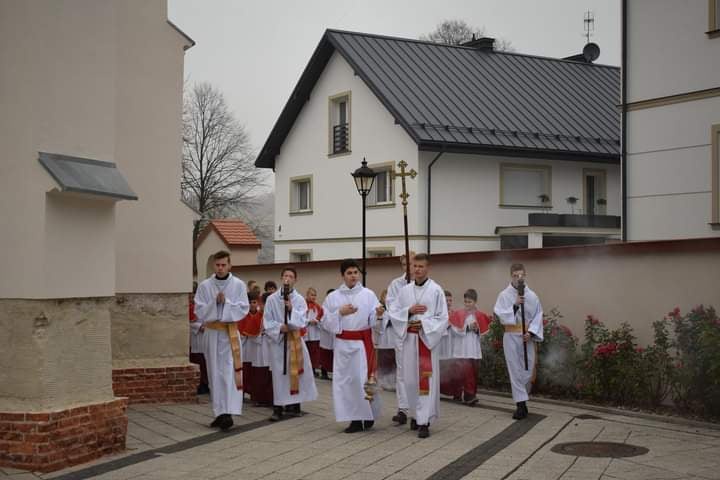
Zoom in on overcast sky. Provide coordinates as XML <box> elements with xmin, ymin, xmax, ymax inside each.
<box><xmin>168</xmin><ymin>0</ymin><xmax>620</xmax><ymax>155</ymax></box>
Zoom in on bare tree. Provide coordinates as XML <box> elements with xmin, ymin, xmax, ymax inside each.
<box><xmin>182</xmin><ymin>82</ymin><xmax>268</xmax><ymax>242</ymax></box>
<box><xmin>420</xmin><ymin>19</ymin><xmax>514</xmax><ymax>51</ymax></box>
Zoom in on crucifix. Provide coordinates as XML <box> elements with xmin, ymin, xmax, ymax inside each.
<box><xmin>391</xmin><ymin>160</ymin><xmax>417</xmax><ymax>282</ymax></box>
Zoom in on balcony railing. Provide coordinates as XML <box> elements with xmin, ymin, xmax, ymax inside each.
<box><xmin>332</xmin><ymin>123</ymin><xmax>349</xmax><ymax>154</ymax></box>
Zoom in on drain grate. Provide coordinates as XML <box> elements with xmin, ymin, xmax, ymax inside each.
<box><xmin>551</xmin><ymin>441</ymin><xmax>649</xmax><ymax>458</ymax></box>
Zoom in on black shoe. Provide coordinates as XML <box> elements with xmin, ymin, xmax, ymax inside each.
<box><xmin>197</xmin><ymin>384</ymin><xmax>210</xmax><ymax>395</ymax></box>
<box><xmin>209</xmin><ymin>415</ymin><xmax>223</xmax><ymax>428</ymax></box>
<box><xmin>269</xmin><ymin>406</ymin><xmax>283</xmax><ymax>422</ymax></box>
<box><xmin>321</xmin><ymin>369</ymin><xmax>330</xmax><ymax>380</ymax></box>
<box><xmin>512</xmin><ymin>402</ymin><xmax>527</xmax><ymax>420</ymax></box>
<box><xmin>417</xmin><ymin>424</ymin><xmax>430</xmax><ymax>438</ymax></box>
<box><xmin>363</xmin><ymin>420</ymin><xmax>374</xmax><ymax>430</ymax></box>
<box><xmin>344</xmin><ymin>420</ymin><xmax>364</xmax><ymax>433</ymax></box>
<box><xmin>285</xmin><ymin>404</ymin><xmax>302</xmax><ymax>417</ymax></box>
<box><xmin>520</xmin><ymin>401</ymin><xmax>529</xmax><ymax>417</ymax></box>
<box><xmin>463</xmin><ymin>395</ymin><xmax>478</xmax><ymax>406</ymax></box>
<box><xmin>218</xmin><ymin>414</ymin><xmax>234</xmax><ymax>431</ymax></box>
<box><xmin>452</xmin><ymin>395</ymin><xmax>462</xmax><ymax>402</ymax></box>
<box><xmin>410</xmin><ymin>418</ymin><xmax>418</xmax><ymax>431</ymax></box>
<box><xmin>391</xmin><ymin>411</ymin><xmax>407</xmax><ymax>425</ymax></box>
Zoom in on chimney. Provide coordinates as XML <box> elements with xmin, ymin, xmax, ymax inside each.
<box><xmin>461</xmin><ymin>36</ymin><xmax>495</xmax><ymax>51</ymax></box>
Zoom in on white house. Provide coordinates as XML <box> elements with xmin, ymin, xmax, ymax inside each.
<box><xmin>624</xmin><ymin>0</ymin><xmax>720</xmax><ymax>240</ymax></box>
<box><xmin>256</xmin><ymin>30</ymin><xmax>621</xmax><ymax>262</ymax></box>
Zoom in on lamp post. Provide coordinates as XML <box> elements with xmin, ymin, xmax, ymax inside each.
<box><xmin>351</xmin><ymin>158</ymin><xmax>376</xmax><ymax>285</ymax></box>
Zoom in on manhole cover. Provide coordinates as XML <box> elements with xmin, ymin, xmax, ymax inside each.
<box><xmin>551</xmin><ymin>442</ymin><xmax>649</xmax><ymax>458</ymax></box>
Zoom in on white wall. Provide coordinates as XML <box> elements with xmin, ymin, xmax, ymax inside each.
<box><xmin>0</xmin><ymin>1</ymin><xmax>193</xmax><ymax>298</ymax></box>
<box><xmin>627</xmin><ymin>0</ymin><xmax>720</xmax><ymax>102</ymax></box>
<box><xmin>114</xmin><ymin>1</ymin><xmax>193</xmax><ymax>294</ymax></box>
<box><xmin>627</xmin><ymin>96</ymin><xmax>720</xmax><ymax>240</ymax></box>
<box><xmin>273</xmin><ymin>51</ymin><xmax>418</xmax><ymax>262</ymax></box>
<box><xmin>0</xmin><ymin>1</ymin><xmax>118</xmax><ymax>298</ymax></box>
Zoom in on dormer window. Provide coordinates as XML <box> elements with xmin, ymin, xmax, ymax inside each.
<box><xmin>329</xmin><ymin>92</ymin><xmax>351</xmax><ymax>155</ymax></box>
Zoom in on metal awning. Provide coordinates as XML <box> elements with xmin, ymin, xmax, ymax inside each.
<box><xmin>38</xmin><ymin>152</ymin><xmax>138</xmax><ymax>201</ymax></box>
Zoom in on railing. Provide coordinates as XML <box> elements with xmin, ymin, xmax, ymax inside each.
<box><xmin>333</xmin><ymin>123</ymin><xmax>349</xmax><ymax>154</ymax></box>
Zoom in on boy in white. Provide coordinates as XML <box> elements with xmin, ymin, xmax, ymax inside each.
<box><xmin>264</xmin><ymin>268</ymin><xmax>318</xmax><ymax>421</ymax></box>
<box><xmin>493</xmin><ymin>263</ymin><xmax>543</xmax><ymax>420</ymax></box>
<box><xmin>388</xmin><ymin>254</ymin><xmax>448</xmax><ymax>438</ymax></box>
<box><xmin>373</xmin><ymin>289</ymin><xmax>396</xmax><ymax>390</ymax></box>
<box><xmin>322</xmin><ymin>259</ymin><xmax>383</xmax><ymax>433</ymax></box>
<box><xmin>194</xmin><ymin>251</ymin><xmax>249</xmax><ymax>431</ymax></box>
<box><xmin>448</xmin><ymin>289</ymin><xmax>489</xmax><ymax>405</ymax></box>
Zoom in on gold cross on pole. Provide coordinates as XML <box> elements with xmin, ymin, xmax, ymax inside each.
<box><xmin>391</xmin><ymin>160</ymin><xmax>417</xmax><ymax>212</ymax></box>
<box><xmin>390</xmin><ymin>160</ymin><xmax>417</xmax><ymax>281</ymax></box>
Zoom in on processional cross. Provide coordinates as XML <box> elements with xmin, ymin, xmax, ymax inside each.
<box><xmin>391</xmin><ymin>160</ymin><xmax>417</xmax><ymax>281</ymax></box>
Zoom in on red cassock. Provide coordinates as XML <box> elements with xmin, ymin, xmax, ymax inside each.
<box><xmin>305</xmin><ymin>301</ymin><xmax>324</xmax><ymax>369</ymax></box>
<box><xmin>237</xmin><ymin>310</ymin><xmax>263</xmax><ymax>397</ymax></box>
<box><xmin>441</xmin><ymin>310</ymin><xmax>490</xmax><ymax>399</ymax></box>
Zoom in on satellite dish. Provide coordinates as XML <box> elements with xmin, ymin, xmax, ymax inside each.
<box><xmin>583</xmin><ymin>42</ymin><xmax>600</xmax><ymax>63</ymax></box>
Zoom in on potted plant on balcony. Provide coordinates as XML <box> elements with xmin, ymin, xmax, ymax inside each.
<box><xmin>528</xmin><ymin>194</ymin><xmax>559</xmax><ymax>226</ymax></box>
<box><xmin>566</xmin><ymin>196</ymin><xmax>579</xmax><ymax>214</ymax></box>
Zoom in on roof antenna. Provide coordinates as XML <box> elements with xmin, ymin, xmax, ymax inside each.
<box><xmin>583</xmin><ymin>11</ymin><xmax>595</xmax><ymax>44</ymax></box>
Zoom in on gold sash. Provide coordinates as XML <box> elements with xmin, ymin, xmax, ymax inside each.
<box><xmin>287</xmin><ymin>330</ymin><xmax>304</xmax><ymax>395</ymax></box>
<box><xmin>204</xmin><ymin>321</ymin><xmax>243</xmax><ymax>390</ymax></box>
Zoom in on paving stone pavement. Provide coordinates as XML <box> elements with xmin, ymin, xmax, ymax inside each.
<box><xmin>2</xmin><ymin>379</ymin><xmax>720</xmax><ymax>480</ymax></box>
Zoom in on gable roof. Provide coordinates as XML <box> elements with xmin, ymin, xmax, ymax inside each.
<box><xmin>256</xmin><ymin>29</ymin><xmax>620</xmax><ymax>169</ymax></box>
<box><xmin>196</xmin><ymin>219</ymin><xmax>261</xmax><ymax>249</ymax></box>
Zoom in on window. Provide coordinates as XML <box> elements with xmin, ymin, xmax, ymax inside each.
<box><xmin>709</xmin><ymin>0</ymin><xmax>720</xmax><ymax>35</ymax></box>
<box><xmin>583</xmin><ymin>169</ymin><xmax>607</xmax><ymax>215</ymax></box>
<box><xmin>329</xmin><ymin>92</ymin><xmax>351</xmax><ymax>155</ymax></box>
<box><xmin>368</xmin><ymin>167</ymin><xmax>394</xmax><ymax>206</ymax></box>
<box><xmin>290</xmin><ymin>176</ymin><xmax>312</xmax><ymax>214</ymax></box>
<box><xmin>368</xmin><ymin>248</ymin><xmax>394</xmax><ymax>258</ymax></box>
<box><xmin>290</xmin><ymin>250</ymin><xmax>312</xmax><ymax>262</ymax></box>
<box><xmin>499</xmin><ymin>164</ymin><xmax>552</xmax><ymax>207</ymax></box>
<box><xmin>712</xmin><ymin>124</ymin><xmax>720</xmax><ymax>224</ymax></box>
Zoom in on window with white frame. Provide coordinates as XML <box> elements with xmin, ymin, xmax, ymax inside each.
<box><xmin>290</xmin><ymin>176</ymin><xmax>312</xmax><ymax>213</ymax></box>
<box><xmin>368</xmin><ymin>167</ymin><xmax>393</xmax><ymax>206</ymax></box>
<box><xmin>499</xmin><ymin>164</ymin><xmax>551</xmax><ymax>207</ymax></box>
<box><xmin>290</xmin><ymin>251</ymin><xmax>312</xmax><ymax>262</ymax></box>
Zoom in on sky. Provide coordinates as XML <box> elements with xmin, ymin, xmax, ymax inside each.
<box><xmin>168</xmin><ymin>0</ymin><xmax>621</xmax><ymax>156</ymax></box>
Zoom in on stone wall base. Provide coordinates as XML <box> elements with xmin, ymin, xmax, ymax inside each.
<box><xmin>112</xmin><ymin>365</ymin><xmax>199</xmax><ymax>404</ymax></box>
<box><xmin>0</xmin><ymin>398</ymin><xmax>127</xmax><ymax>473</ymax></box>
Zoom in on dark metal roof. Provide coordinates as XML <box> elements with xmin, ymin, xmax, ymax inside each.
<box><xmin>39</xmin><ymin>152</ymin><xmax>138</xmax><ymax>201</ymax></box>
<box><xmin>256</xmin><ymin>30</ymin><xmax>620</xmax><ymax>169</ymax></box>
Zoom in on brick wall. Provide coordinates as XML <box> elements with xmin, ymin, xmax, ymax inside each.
<box><xmin>112</xmin><ymin>365</ymin><xmax>199</xmax><ymax>404</ymax></box>
<box><xmin>0</xmin><ymin>398</ymin><xmax>127</xmax><ymax>473</ymax></box>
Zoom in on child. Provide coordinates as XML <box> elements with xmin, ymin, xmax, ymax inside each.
<box><xmin>448</xmin><ymin>289</ymin><xmax>490</xmax><ymax>405</ymax></box>
<box><xmin>305</xmin><ymin>287</ymin><xmax>324</xmax><ymax>376</ymax></box>
<box><xmin>317</xmin><ymin>288</ymin><xmax>335</xmax><ymax>379</ymax></box>
<box><xmin>237</xmin><ymin>290</ymin><xmax>263</xmax><ymax>400</ymax></box>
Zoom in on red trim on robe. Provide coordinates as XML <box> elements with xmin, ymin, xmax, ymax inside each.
<box><xmin>408</xmin><ymin>325</ymin><xmax>432</xmax><ymax>395</ymax></box>
<box><xmin>336</xmin><ymin>329</ymin><xmax>376</xmax><ymax>380</ymax></box>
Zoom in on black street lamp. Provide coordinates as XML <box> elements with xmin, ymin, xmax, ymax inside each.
<box><xmin>351</xmin><ymin>158</ymin><xmax>376</xmax><ymax>285</ymax></box>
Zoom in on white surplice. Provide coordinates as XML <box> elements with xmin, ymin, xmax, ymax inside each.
<box><xmin>194</xmin><ymin>273</ymin><xmax>249</xmax><ymax>417</ymax></box>
<box><xmin>449</xmin><ymin>311</ymin><xmax>483</xmax><ymax>360</ymax></box>
<box><xmin>322</xmin><ymin>283</ymin><xmax>382</xmax><ymax>422</ymax></box>
<box><xmin>493</xmin><ymin>283</ymin><xmax>543</xmax><ymax>402</ymax></box>
<box><xmin>306</xmin><ymin>304</ymin><xmax>322</xmax><ymax>342</ymax></box>
<box><xmin>385</xmin><ymin>274</ymin><xmax>410</xmax><ymax>412</ymax></box>
<box><xmin>388</xmin><ymin>278</ymin><xmax>448</xmax><ymax>426</ymax></box>
<box><xmin>263</xmin><ymin>289</ymin><xmax>318</xmax><ymax>406</ymax></box>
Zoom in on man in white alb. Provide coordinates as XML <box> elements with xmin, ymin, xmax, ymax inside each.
<box><xmin>388</xmin><ymin>253</ymin><xmax>448</xmax><ymax>438</ymax></box>
<box><xmin>322</xmin><ymin>259</ymin><xmax>383</xmax><ymax>433</ymax></box>
<box><xmin>493</xmin><ymin>263</ymin><xmax>543</xmax><ymax>420</ymax></box>
<box><xmin>193</xmin><ymin>250</ymin><xmax>249</xmax><ymax>431</ymax></box>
